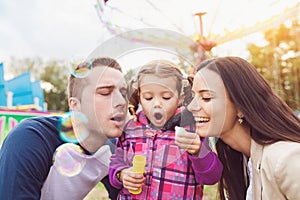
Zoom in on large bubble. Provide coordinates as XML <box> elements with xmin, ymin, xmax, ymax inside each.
<box><xmin>53</xmin><ymin>143</ymin><xmax>86</xmax><ymax>177</ymax></box>
<box><xmin>58</xmin><ymin>111</ymin><xmax>89</xmax><ymax>143</ymax></box>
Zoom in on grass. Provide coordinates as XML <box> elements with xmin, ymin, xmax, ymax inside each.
<box><xmin>84</xmin><ymin>182</ymin><xmax>220</xmax><ymax>200</ymax></box>
<box><xmin>84</xmin><ymin>183</ymin><xmax>109</xmax><ymax>200</ymax></box>
<box><xmin>203</xmin><ymin>184</ymin><xmax>220</xmax><ymax>200</ymax></box>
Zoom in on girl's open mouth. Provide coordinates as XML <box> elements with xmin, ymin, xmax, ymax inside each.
<box><xmin>154</xmin><ymin>113</ymin><xmax>163</xmax><ymax>120</ymax></box>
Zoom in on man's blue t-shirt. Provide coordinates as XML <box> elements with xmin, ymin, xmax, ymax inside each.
<box><xmin>0</xmin><ymin>116</ymin><xmax>119</xmax><ymax>199</ymax></box>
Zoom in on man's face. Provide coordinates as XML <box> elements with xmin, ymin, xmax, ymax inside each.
<box><xmin>78</xmin><ymin>66</ymin><xmax>128</xmax><ymax>139</ymax></box>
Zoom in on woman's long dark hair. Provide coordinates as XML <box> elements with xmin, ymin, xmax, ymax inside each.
<box><xmin>216</xmin><ymin>140</ymin><xmax>248</xmax><ymax>200</ymax></box>
<box><xmin>196</xmin><ymin>56</ymin><xmax>300</xmax><ymax>200</ymax></box>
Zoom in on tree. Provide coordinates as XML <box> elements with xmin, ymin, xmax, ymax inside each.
<box><xmin>9</xmin><ymin>57</ymin><xmax>43</xmax><ymax>79</ymax></box>
<box><xmin>40</xmin><ymin>60</ymin><xmax>69</xmax><ymax>111</ymax></box>
<box><xmin>124</xmin><ymin>68</ymin><xmax>136</xmax><ymax>83</ymax></box>
<box><xmin>247</xmin><ymin>20</ymin><xmax>300</xmax><ymax>110</ymax></box>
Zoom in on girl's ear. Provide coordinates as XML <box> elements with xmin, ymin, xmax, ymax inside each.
<box><xmin>69</xmin><ymin>97</ymin><xmax>81</xmax><ymax>111</ymax></box>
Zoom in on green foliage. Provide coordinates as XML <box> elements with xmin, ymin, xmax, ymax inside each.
<box><xmin>247</xmin><ymin>20</ymin><xmax>300</xmax><ymax>110</ymax></box>
<box><xmin>40</xmin><ymin>60</ymin><xmax>69</xmax><ymax>111</ymax></box>
<box><xmin>124</xmin><ymin>68</ymin><xmax>136</xmax><ymax>83</ymax></box>
<box><xmin>9</xmin><ymin>57</ymin><xmax>43</xmax><ymax>76</ymax></box>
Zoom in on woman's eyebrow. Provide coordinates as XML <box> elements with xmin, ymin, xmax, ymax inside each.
<box><xmin>198</xmin><ymin>89</ymin><xmax>216</xmax><ymax>94</ymax></box>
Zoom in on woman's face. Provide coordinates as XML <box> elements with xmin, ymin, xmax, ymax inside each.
<box><xmin>187</xmin><ymin>68</ymin><xmax>238</xmax><ymax>138</ymax></box>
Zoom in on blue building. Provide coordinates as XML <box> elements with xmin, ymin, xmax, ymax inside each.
<box><xmin>0</xmin><ymin>63</ymin><xmax>45</xmax><ymax>110</ymax></box>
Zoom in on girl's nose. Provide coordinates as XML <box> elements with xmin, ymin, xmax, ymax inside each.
<box><xmin>153</xmin><ymin>97</ymin><xmax>162</xmax><ymax>108</ymax></box>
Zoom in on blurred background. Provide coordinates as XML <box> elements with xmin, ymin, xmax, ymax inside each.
<box><xmin>1</xmin><ymin>0</ymin><xmax>300</xmax><ymax>199</ymax></box>
<box><xmin>1</xmin><ymin>0</ymin><xmax>299</xmax><ymax>112</ymax></box>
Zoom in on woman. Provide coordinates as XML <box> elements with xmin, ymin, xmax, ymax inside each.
<box><xmin>187</xmin><ymin>56</ymin><xmax>300</xmax><ymax>200</ymax></box>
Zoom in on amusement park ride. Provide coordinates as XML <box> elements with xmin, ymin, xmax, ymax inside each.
<box><xmin>93</xmin><ymin>0</ymin><xmax>300</xmax><ymax>115</ymax></box>
<box><xmin>94</xmin><ymin>0</ymin><xmax>299</xmax><ymax>69</ymax></box>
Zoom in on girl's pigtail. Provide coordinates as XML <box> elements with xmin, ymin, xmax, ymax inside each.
<box><xmin>127</xmin><ymin>78</ymin><xmax>139</xmax><ymax>117</ymax></box>
<box><xmin>164</xmin><ymin>75</ymin><xmax>195</xmax><ymax>131</ymax></box>
<box><xmin>182</xmin><ymin>75</ymin><xmax>194</xmax><ymax>107</ymax></box>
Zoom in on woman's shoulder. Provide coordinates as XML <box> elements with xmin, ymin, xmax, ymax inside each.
<box><xmin>264</xmin><ymin>141</ymin><xmax>300</xmax><ymax>154</ymax></box>
<box><xmin>263</xmin><ymin>141</ymin><xmax>300</xmax><ymax>197</ymax></box>
<box><xmin>263</xmin><ymin>141</ymin><xmax>300</xmax><ymax>171</ymax></box>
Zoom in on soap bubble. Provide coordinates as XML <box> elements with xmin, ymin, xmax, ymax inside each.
<box><xmin>53</xmin><ymin>143</ymin><xmax>86</xmax><ymax>177</ymax></box>
<box><xmin>58</xmin><ymin>111</ymin><xmax>89</xmax><ymax>143</ymax></box>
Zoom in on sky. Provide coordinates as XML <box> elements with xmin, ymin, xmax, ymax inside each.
<box><xmin>0</xmin><ymin>0</ymin><xmax>102</xmax><ymax>61</ymax></box>
<box><xmin>0</xmin><ymin>0</ymin><xmax>299</xmax><ymax>73</ymax></box>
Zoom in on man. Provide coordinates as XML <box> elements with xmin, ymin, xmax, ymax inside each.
<box><xmin>0</xmin><ymin>57</ymin><xmax>127</xmax><ymax>199</ymax></box>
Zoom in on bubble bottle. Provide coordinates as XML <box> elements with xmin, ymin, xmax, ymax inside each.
<box><xmin>129</xmin><ymin>155</ymin><xmax>146</xmax><ymax>194</ymax></box>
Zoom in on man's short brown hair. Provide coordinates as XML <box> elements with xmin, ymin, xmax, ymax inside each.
<box><xmin>68</xmin><ymin>57</ymin><xmax>122</xmax><ymax>100</ymax></box>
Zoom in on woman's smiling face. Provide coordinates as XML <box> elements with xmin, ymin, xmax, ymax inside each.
<box><xmin>188</xmin><ymin>68</ymin><xmax>238</xmax><ymax>138</ymax></box>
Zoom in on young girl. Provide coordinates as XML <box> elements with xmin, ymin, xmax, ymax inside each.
<box><xmin>109</xmin><ymin>60</ymin><xmax>222</xmax><ymax>199</ymax></box>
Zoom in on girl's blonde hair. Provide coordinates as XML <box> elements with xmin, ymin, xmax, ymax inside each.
<box><xmin>128</xmin><ymin>60</ymin><xmax>189</xmax><ymax>116</ymax></box>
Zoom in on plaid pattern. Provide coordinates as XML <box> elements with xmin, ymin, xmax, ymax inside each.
<box><xmin>112</xmin><ymin>109</ymin><xmax>204</xmax><ymax>200</ymax></box>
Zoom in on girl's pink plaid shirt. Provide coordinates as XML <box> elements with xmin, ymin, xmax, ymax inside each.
<box><xmin>109</xmin><ymin>109</ymin><xmax>223</xmax><ymax>200</ymax></box>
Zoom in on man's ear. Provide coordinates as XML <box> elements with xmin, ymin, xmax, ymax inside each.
<box><xmin>69</xmin><ymin>97</ymin><xmax>81</xmax><ymax>111</ymax></box>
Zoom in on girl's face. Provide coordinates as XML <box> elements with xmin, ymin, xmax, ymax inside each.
<box><xmin>187</xmin><ymin>68</ymin><xmax>238</xmax><ymax>137</ymax></box>
<box><xmin>139</xmin><ymin>74</ymin><xmax>179</xmax><ymax>128</ymax></box>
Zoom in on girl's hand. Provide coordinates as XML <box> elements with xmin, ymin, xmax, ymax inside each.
<box><xmin>120</xmin><ymin>168</ymin><xmax>145</xmax><ymax>192</ymax></box>
<box><xmin>175</xmin><ymin>126</ymin><xmax>201</xmax><ymax>156</ymax></box>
